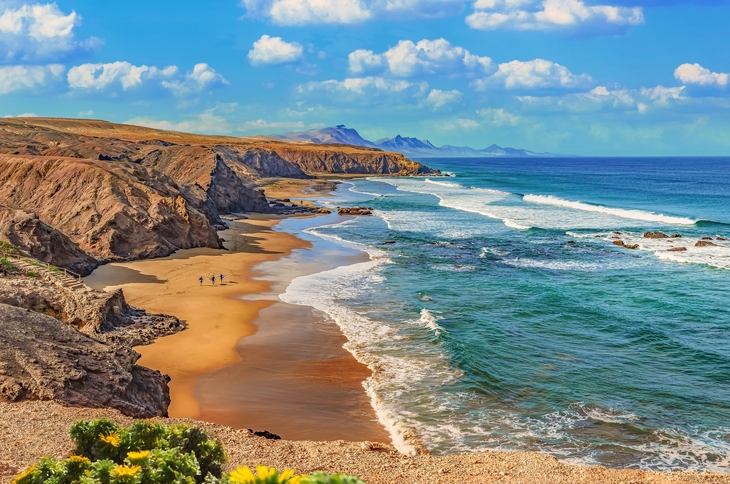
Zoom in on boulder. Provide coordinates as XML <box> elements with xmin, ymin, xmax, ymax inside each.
<box><xmin>670</xmin><ymin>234</ymin><xmax>682</xmax><ymax>238</ymax></box>
<box><xmin>644</xmin><ymin>231</ymin><xmax>669</xmax><ymax>238</ymax></box>
<box><xmin>668</xmin><ymin>247</ymin><xmax>688</xmax><ymax>252</ymax></box>
<box><xmin>696</xmin><ymin>240</ymin><xmax>719</xmax><ymax>247</ymax></box>
<box><xmin>338</xmin><ymin>207</ymin><xmax>373</xmax><ymax>216</ymax></box>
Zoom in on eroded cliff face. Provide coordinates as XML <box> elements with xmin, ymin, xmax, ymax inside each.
<box><xmin>0</xmin><ymin>206</ymin><xmax>99</xmax><ymax>276</ymax></box>
<box><xmin>0</xmin><ymin>118</ymin><xmax>437</xmax><ymax>264</ymax></box>
<box><xmin>0</xmin><ymin>304</ymin><xmax>173</xmax><ymax>418</ymax></box>
<box><xmin>0</xmin><ymin>155</ymin><xmax>221</xmax><ymax>262</ymax></box>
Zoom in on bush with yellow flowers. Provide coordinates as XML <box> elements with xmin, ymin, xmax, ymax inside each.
<box><xmin>13</xmin><ymin>419</ymin><xmax>225</xmax><ymax>484</ymax></box>
<box><xmin>13</xmin><ymin>420</ymin><xmax>367</xmax><ymax>484</ymax></box>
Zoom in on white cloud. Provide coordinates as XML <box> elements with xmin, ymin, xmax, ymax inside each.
<box><xmin>473</xmin><ymin>58</ymin><xmax>593</xmax><ymax>90</ymax></box>
<box><xmin>297</xmin><ymin>76</ymin><xmax>427</xmax><ymax>97</ymax></box>
<box><xmin>68</xmin><ymin>61</ymin><xmax>227</xmax><ymax>97</ymax></box>
<box><xmin>0</xmin><ymin>63</ymin><xmax>63</xmax><ymax>94</ymax></box>
<box><xmin>349</xmin><ymin>38</ymin><xmax>493</xmax><ymax>77</ymax></box>
<box><xmin>126</xmin><ymin>111</ymin><xmax>234</xmax><ymax>134</ymax></box>
<box><xmin>425</xmin><ymin>88</ymin><xmax>462</xmax><ymax>108</ymax></box>
<box><xmin>517</xmin><ymin>84</ymin><xmax>687</xmax><ymax>113</ymax></box>
<box><xmin>466</xmin><ymin>0</ymin><xmax>643</xmax><ymax>35</ymax></box>
<box><xmin>248</xmin><ymin>35</ymin><xmax>304</xmax><ymax>65</ymax></box>
<box><xmin>239</xmin><ymin>119</ymin><xmax>324</xmax><ymax>132</ymax></box>
<box><xmin>67</xmin><ymin>61</ymin><xmax>154</xmax><ymax>90</ymax></box>
<box><xmin>439</xmin><ymin>117</ymin><xmax>481</xmax><ymax>130</ymax></box>
<box><xmin>240</xmin><ymin>0</ymin><xmax>464</xmax><ymax>25</ymax></box>
<box><xmin>161</xmin><ymin>63</ymin><xmax>228</xmax><ymax>96</ymax></box>
<box><xmin>674</xmin><ymin>63</ymin><xmax>729</xmax><ymax>88</ymax></box>
<box><xmin>0</xmin><ymin>2</ymin><xmax>99</xmax><ymax>62</ymax></box>
<box><xmin>77</xmin><ymin>109</ymin><xmax>93</xmax><ymax>117</ymax></box>
<box><xmin>477</xmin><ymin>107</ymin><xmax>521</xmax><ymax>126</ymax></box>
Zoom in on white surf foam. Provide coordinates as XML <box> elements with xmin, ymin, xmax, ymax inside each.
<box><xmin>418</xmin><ymin>308</ymin><xmax>445</xmax><ymax>333</ymax></box>
<box><xmin>524</xmin><ymin>194</ymin><xmax>697</xmax><ymax>226</ymax></box>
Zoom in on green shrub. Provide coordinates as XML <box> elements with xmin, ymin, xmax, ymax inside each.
<box><xmin>27</xmin><ymin>271</ymin><xmax>37</xmax><ymax>278</ymax></box>
<box><xmin>1</xmin><ymin>257</ymin><xmax>15</xmax><ymax>272</ymax></box>
<box><xmin>15</xmin><ymin>419</ymin><xmax>226</xmax><ymax>484</ymax></box>
<box><xmin>0</xmin><ymin>240</ymin><xmax>23</xmax><ymax>256</ymax></box>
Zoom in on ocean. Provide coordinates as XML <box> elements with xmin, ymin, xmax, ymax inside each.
<box><xmin>278</xmin><ymin>157</ymin><xmax>730</xmax><ymax>473</ymax></box>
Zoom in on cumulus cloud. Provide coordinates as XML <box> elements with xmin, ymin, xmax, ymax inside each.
<box><xmin>161</xmin><ymin>63</ymin><xmax>228</xmax><ymax>96</ymax></box>
<box><xmin>298</xmin><ymin>76</ymin><xmax>426</xmax><ymax>96</ymax></box>
<box><xmin>674</xmin><ymin>63</ymin><xmax>729</xmax><ymax>88</ymax></box>
<box><xmin>0</xmin><ymin>63</ymin><xmax>63</xmax><ymax>93</ymax></box>
<box><xmin>424</xmin><ymin>88</ymin><xmax>462</xmax><ymax>108</ymax></box>
<box><xmin>240</xmin><ymin>0</ymin><xmax>464</xmax><ymax>25</ymax></box>
<box><xmin>477</xmin><ymin>107</ymin><xmax>521</xmax><ymax>126</ymax></box>
<box><xmin>248</xmin><ymin>35</ymin><xmax>304</xmax><ymax>65</ymax></box>
<box><xmin>238</xmin><ymin>119</ymin><xmax>324</xmax><ymax>131</ymax></box>
<box><xmin>473</xmin><ymin>58</ymin><xmax>593</xmax><ymax>90</ymax></box>
<box><xmin>349</xmin><ymin>38</ymin><xmax>493</xmax><ymax>77</ymax></box>
<box><xmin>466</xmin><ymin>0</ymin><xmax>644</xmax><ymax>36</ymax></box>
<box><xmin>126</xmin><ymin>111</ymin><xmax>234</xmax><ymax>134</ymax></box>
<box><xmin>68</xmin><ymin>61</ymin><xmax>227</xmax><ymax>97</ymax></box>
<box><xmin>517</xmin><ymin>84</ymin><xmax>686</xmax><ymax>113</ymax></box>
<box><xmin>0</xmin><ymin>2</ymin><xmax>100</xmax><ymax>62</ymax></box>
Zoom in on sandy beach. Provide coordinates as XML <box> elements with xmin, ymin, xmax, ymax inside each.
<box><xmin>84</xmin><ymin>179</ymin><xmax>388</xmax><ymax>443</ymax></box>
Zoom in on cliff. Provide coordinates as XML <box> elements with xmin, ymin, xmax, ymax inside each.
<box><xmin>0</xmin><ymin>118</ymin><xmax>437</xmax><ymax>260</ymax></box>
<box><xmin>0</xmin><ymin>154</ymin><xmax>221</xmax><ymax>263</ymax></box>
<box><xmin>0</xmin><ymin>259</ymin><xmax>184</xmax><ymax>417</ymax></box>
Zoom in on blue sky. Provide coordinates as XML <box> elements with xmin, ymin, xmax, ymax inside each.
<box><xmin>1</xmin><ymin>0</ymin><xmax>729</xmax><ymax>155</ymax></box>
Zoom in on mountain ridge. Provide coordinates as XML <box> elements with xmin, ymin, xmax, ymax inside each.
<box><xmin>272</xmin><ymin>125</ymin><xmax>558</xmax><ymax>158</ymax></box>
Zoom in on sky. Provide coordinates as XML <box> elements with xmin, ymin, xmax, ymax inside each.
<box><xmin>1</xmin><ymin>0</ymin><xmax>730</xmax><ymax>156</ymax></box>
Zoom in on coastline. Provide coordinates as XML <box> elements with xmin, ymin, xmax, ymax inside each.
<box><xmin>84</xmin><ymin>180</ymin><xmax>389</xmax><ymax>443</ymax></box>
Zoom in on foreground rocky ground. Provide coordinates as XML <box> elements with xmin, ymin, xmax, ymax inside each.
<box><xmin>1</xmin><ymin>400</ymin><xmax>728</xmax><ymax>484</ymax></box>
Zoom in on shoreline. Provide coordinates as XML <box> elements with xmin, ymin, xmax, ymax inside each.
<box><xmin>84</xmin><ymin>179</ymin><xmax>389</xmax><ymax>443</ymax></box>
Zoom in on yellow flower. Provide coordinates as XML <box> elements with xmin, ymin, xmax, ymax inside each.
<box><xmin>100</xmin><ymin>431</ymin><xmax>121</xmax><ymax>447</ymax></box>
<box><xmin>227</xmin><ymin>466</ymin><xmax>301</xmax><ymax>483</ymax></box>
<box><xmin>256</xmin><ymin>466</ymin><xmax>275</xmax><ymax>480</ymax></box>
<box><xmin>127</xmin><ymin>450</ymin><xmax>150</xmax><ymax>462</ymax></box>
<box><xmin>228</xmin><ymin>466</ymin><xmax>256</xmax><ymax>483</ymax></box>
<box><xmin>69</xmin><ymin>455</ymin><xmax>91</xmax><ymax>464</ymax></box>
<box><xmin>11</xmin><ymin>465</ymin><xmax>35</xmax><ymax>484</ymax></box>
<box><xmin>112</xmin><ymin>465</ymin><xmax>142</xmax><ymax>478</ymax></box>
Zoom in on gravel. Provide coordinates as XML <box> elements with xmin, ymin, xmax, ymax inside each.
<box><xmin>1</xmin><ymin>401</ymin><xmax>728</xmax><ymax>484</ymax></box>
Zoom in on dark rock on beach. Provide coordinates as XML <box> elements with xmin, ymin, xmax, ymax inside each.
<box><xmin>667</xmin><ymin>247</ymin><xmax>688</xmax><ymax>252</ymax></box>
<box><xmin>644</xmin><ymin>231</ymin><xmax>669</xmax><ymax>238</ymax></box>
<box><xmin>696</xmin><ymin>240</ymin><xmax>720</xmax><ymax>247</ymax></box>
<box><xmin>338</xmin><ymin>207</ymin><xmax>373</xmax><ymax>216</ymax></box>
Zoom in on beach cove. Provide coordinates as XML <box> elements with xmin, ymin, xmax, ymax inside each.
<box><xmin>83</xmin><ymin>180</ymin><xmax>389</xmax><ymax>443</ymax></box>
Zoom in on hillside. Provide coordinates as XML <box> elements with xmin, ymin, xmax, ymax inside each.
<box><xmin>0</xmin><ymin>118</ymin><xmax>436</xmax><ymax>267</ymax></box>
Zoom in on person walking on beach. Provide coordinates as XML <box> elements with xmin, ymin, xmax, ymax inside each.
<box><xmin>211</xmin><ymin>275</ymin><xmax>216</xmax><ymax>285</ymax></box>
<box><xmin>219</xmin><ymin>273</ymin><xmax>225</xmax><ymax>283</ymax></box>
<box><xmin>199</xmin><ymin>276</ymin><xmax>203</xmax><ymax>286</ymax></box>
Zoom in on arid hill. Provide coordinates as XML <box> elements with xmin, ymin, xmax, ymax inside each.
<box><xmin>0</xmin><ymin>118</ymin><xmax>436</xmax><ymax>267</ymax></box>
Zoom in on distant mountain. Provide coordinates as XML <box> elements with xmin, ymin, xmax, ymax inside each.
<box><xmin>271</xmin><ymin>125</ymin><xmax>377</xmax><ymax>148</ymax></box>
<box><xmin>271</xmin><ymin>125</ymin><xmax>556</xmax><ymax>158</ymax></box>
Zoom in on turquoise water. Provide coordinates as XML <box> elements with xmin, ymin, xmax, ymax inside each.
<box><xmin>279</xmin><ymin>157</ymin><xmax>730</xmax><ymax>472</ymax></box>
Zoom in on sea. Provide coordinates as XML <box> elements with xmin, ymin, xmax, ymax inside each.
<box><xmin>277</xmin><ymin>157</ymin><xmax>730</xmax><ymax>473</ymax></box>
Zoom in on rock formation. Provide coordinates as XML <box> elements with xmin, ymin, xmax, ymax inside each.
<box><xmin>0</xmin><ymin>206</ymin><xmax>99</xmax><ymax>276</ymax></box>
<box><xmin>338</xmin><ymin>207</ymin><xmax>374</xmax><ymax>216</ymax></box>
<box><xmin>0</xmin><ymin>261</ymin><xmax>183</xmax><ymax>417</ymax></box>
<box><xmin>667</xmin><ymin>247</ymin><xmax>688</xmax><ymax>252</ymax></box>
<box><xmin>695</xmin><ymin>240</ymin><xmax>720</xmax><ymax>247</ymax></box>
<box><xmin>0</xmin><ymin>304</ymin><xmax>171</xmax><ymax>418</ymax></box>
<box><xmin>644</xmin><ymin>232</ymin><xmax>669</xmax><ymax>238</ymax></box>
<box><xmin>613</xmin><ymin>240</ymin><xmax>639</xmax><ymax>249</ymax></box>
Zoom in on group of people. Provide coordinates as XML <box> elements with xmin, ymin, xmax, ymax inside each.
<box><xmin>199</xmin><ymin>274</ymin><xmax>226</xmax><ymax>285</ymax></box>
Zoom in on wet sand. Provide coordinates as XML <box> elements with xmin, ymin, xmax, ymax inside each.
<box><xmin>84</xmin><ymin>200</ymin><xmax>389</xmax><ymax>443</ymax></box>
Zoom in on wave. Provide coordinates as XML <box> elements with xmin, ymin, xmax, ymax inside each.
<box><xmin>523</xmin><ymin>194</ymin><xmax>697</xmax><ymax>226</ymax></box>
<box><xmin>419</xmin><ymin>308</ymin><xmax>445</xmax><ymax>333</ymax></box>
<box><xmin>424</xmin><ymin>178</ymin><xmax>462</xmax><ymax>188</ymax></box>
